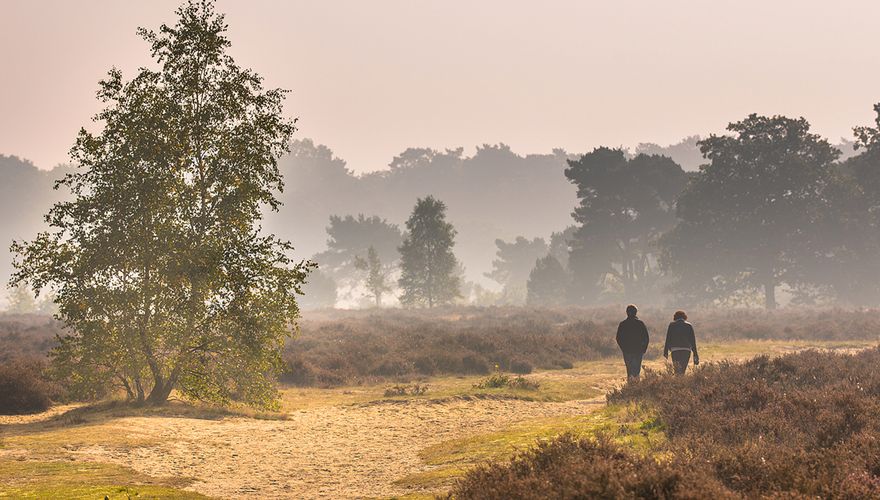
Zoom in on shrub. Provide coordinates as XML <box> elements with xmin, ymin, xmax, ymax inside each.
<box><xmin>383</xmin><ymin>383</ymin><xmax>428</xmax><ymax>397</ymax></box>
<box><xmin>455</xmin><ymin>347</ymin><xmax>880</xmax><ymax>498</ymax></box>
<box><xmin>0</xmin><ymin>358</ymin><xmax>53</xmax><ymax>415</ymax></box>
<box><xmin>473</xmin><ymin>370</ymin><xmax>540</xmax><ymax>391</ymax></box>
<box><xmin>273</xmin><ymin>306</ymin><xmax>880</xmax><ymax>387</ymax></box>
<box><xmin>448</xmin><ymin>434</ymin><xmax>731</xmax><ymax>499</ymax></box>
<box><xmin>508</xmin><ymin>359</ymin><xmax>533</xmax><ymax>374</ymax></box>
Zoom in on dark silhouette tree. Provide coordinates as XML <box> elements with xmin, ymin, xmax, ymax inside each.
<box><xmin>661</xmin><ymin>114</ymin><xmax>839</xmax><ymax>309</ymax></box>
<box><xmin>354</xmin><ymin>245</ymin><xmax>391</xmax><ymax>307</ymax></box>
<box><xmin>565</xmin><ymin>149</ymin><xmax>687</xmax><ymax>303</ymax></box>
<box><xmin>548</xmin><ymin>226</ymin><xmax>576</xmax><ymax>270</ymax></box>
<box><xmin>485</xmin><ymin>236</ymin><xmax>548</xmax><ymax>304</ymax></box>
<box><xmin>526</xmin><ymin>255</ymin><xmax>569</xmax><ymax>306</ymax></box>
<box><xmin>398</xmin><ymin>196</ymin><xmax>460</xmax><ymax>307</ymax></box>
<box><xmin>9</xmin><ymin>0</ymin><xmax>312</xmax><ymax>407</ymax></box>
<box><xmin>806</xmin><ymin>103</ymin><xmax>880</xmax><ymax>305</ymax></box>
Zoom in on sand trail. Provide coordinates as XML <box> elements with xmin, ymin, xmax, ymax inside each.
<box><xmin>74</xmin><ymin>396</ymin><xmax>601</xmax><ymax>499</ymax></box>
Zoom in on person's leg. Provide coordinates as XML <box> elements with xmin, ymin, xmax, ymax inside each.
<box><xmin>671</xmin><ymin>351</ymin><xmax>690</xmax><ymax>375</ymax></box>
<box><xmin>623</xmin><ymin>352</ymin><xmax>643</xmax><ymax>379</ymax></box>
<box><xmin>631</xmin><ymin>352</ymin><xmax>643</xmax><ymax>379</ymax></box>
<box><xmin>622</xmin><ymin>352</ymin><xmax>634</xmax><ymax>378</ymax></box>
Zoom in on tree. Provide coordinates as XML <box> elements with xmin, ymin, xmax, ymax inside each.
<box><xmin>485</xmin><ymin>236</ymin><xmax>548</xmax><ymax>304</ymax></box>
<box><xmin>398</xmin><ymin>196</ymin><xmax>461</xmax><ymax>307</ymax></box>
<box><xmin>660</xmin><ymin>114</ymin><xmax>839</xmax><ymax>309</ymax></box>
<box><xmin>354</xmin><ymin>246</ymin><xmax>391</xmax><ymax>307</ymax></box>
<box><xmin>314</xmin><ymin>214</ymin><xmax>402</xmax><ymax>279</ymax></box>
<box><xmin>565</xmin><ymin>149</ymin><xmax>687</xmax><ymax>303</ymax></box>
<box><xmin>810</xmin><ymin>103</ymin><xmax>880</xmax><ymax>305</ymax></box>
<box><xmin>548</xmin><ymin>226</ymin><xmax>576</xmax><ymax>270</ymax></box>
<box><xmin>526</xmin><ymin>255</ymin><xmax>569</xmax><ymax>306</ymax></box>
<box><xmin>9</xmin><ymin>0</ymin><xmax>312</xmax><ymax>407</ymax></box>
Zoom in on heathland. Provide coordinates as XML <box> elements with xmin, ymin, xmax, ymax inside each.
<box><xmin>1</xmin><ymin>307</ymin><xmax>878</xmax><ymax>498</ymax></box>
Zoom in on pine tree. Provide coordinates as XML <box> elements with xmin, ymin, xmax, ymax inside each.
<box><xmin>398</xmin><ymin>196</ymin><xmax>460</xmax><ymax>307</ymax></box>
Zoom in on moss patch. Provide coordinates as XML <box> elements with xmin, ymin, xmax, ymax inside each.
<box><xmin>0</xmin><ymin>460</ymin><xmax>209</xmax><ymax>499</ymax></box>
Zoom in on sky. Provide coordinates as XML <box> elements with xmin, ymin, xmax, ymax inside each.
<box><xmin>1</xmin><ymin>0</ymin><xmax>878</xmax><ymax>173</ymax></box>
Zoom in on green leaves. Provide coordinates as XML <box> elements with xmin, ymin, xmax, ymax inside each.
<box><xmin>10</xmin><ymin>0</ymin><xmax>309</xmax><ymax>408</ymax></box>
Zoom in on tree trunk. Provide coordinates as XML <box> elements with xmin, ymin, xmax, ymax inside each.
<box><xmin>764</xmin><ymin>280</ymin><xmax>777</xmax><ymax>310</ymax></box>
<box><xmin>147</xmin><ymin>379</ymin><xmax>174</xmax><ymax>405</ymax></box>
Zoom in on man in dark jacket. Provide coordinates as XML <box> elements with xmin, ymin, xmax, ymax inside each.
<box><xmin>663</xmin><ymin>310</ymin><xmax>699</xmax><ymax>375</ymax></box>
<box><xmin>616</xmin><ymin>304</ymin><xmax>649</xmax><ymax>379</ymax></box>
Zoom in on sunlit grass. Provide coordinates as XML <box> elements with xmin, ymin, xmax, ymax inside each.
<box><xmin>0</xmin><ymin>460</ymin><xmax>208</xmax><ymax>499</ymax></box>
<box><xmin>393</xmin><ymin>403</ymin><xmax>665</xmax><ymax>492</ymax></box>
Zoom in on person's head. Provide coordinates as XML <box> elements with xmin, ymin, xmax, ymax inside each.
<box><xmin>674</xmin><ymin>310</ymin><xmax>687</xmax><ymax>321</ymax></box>
<box><xmin>626</xmin><ymin>304</ymin><xmax>638</xmax><ymax>318</ymax></box>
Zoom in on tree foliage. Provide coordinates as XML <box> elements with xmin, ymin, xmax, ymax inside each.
<box><xmin>526</xmin><ymin>255</ymin><xmax>569</xmax><ymax>307</ymax></box>
<box><xmin>565</xmin><ymin>149</ymin><xmax>687</xmax><ymax>304</ymax></box>
<box><xmin>485</xmin><ymin>236</ymin><xmax>548</xmax><ymax>304</ymax></box>
<box><xmin>661</xmin><ymin>114</ymin><xmax>839</xmax><ymax>308</ymax></box>
<box><xmin>398</xmin><ymin>196</ymin><xmax>461</xmax><ymax>307</ymax></box>
<box><xmin>9</xmin><ymin>0</ymin><xmax>311</xmax><ymax>407</ymax></box>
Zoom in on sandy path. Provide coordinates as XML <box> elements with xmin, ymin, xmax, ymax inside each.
<box><xmin>75</xmin><ymin>396</ymin><xmax>602</xmax><ymax>499</ymax></box>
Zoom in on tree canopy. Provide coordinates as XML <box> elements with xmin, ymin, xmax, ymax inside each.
<box><xmin>485</xmin><ymin>236</ymin><xmax>548</xmax><ymax>304</ymax></box>
<box><xmin>565</xmin><ymin>149</ymin><xmax>687</xmax><ymax>304</ymax></box>
<box><xmin>660</xmin><ymin>114</ymin><xmax>840</xmax><ymax>308</ymax></box>
<box><xmin>398</xmin><ymin>196</ymin><xmax>461</xmax><ymax>307</ymax></box>
<box><xmin>10</xmin><ymin>0</ymin><xmax>311</xmax><ymax>407</ymax></box>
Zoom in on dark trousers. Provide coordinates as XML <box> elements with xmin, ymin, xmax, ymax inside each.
<box><xmin>671</xmin><ymin>350</ymin><xmax>691</xmax><ymax>375</ymax></box>
<box><xmin>622</xmin><ymin>352</ymin><xmax>644</xmax><ymax>379</ymax></box>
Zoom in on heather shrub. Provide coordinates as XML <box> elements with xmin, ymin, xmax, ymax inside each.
<box><xmin>609</xmin><ymin>347</ymin><xmax>880</xmax><ymax>497</ymax></box>
<box><xmin>454</xmin><ymin>347</ymin><xmax>880</xmax><ymax>498</ymax></box>
<box><xmin>448</xmin><ymin>434</ymin><xmax>731</xmax><ymax>500</ymax></box>
<box><xmin>280</xmin><ymin>307</ymin><xmax>880</xmax><ymax>387</ymax></box>
<box><xmin>0</xmin><ymin>357</ymin><xmax>54</xmax><ymax>414</ymax></box>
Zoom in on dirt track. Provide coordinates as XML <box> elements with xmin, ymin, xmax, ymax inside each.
<box><xmin>73</xmin><ymin>396</ymin><xmax>601</xmax><ymax>498</ymax></box>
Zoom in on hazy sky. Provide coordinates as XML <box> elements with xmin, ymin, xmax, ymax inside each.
<box><xmin>1</xmin><ymin>0</ymin><xmax>878</xmax><ymax>173</ymax></box>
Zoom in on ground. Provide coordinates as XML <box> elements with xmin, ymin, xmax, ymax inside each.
<box><xmin>0</xmin><ymin>339</ymin><xmax>872</xmax><ymax>499</ymax></box>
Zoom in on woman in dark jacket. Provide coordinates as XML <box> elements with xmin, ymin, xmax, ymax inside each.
<box><xmin>663</xmin><ymin>310</ymin><xmax>699</xmax><ymax>375</ymax></box>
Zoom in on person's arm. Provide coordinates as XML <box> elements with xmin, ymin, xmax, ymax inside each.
<box><xmin>663</xmin><ymin>324</ymin><xmax>671</xmax><ymax>358</ymax></box>
<box><xmin>640</xmin><ymin>322</ymin><xmax>649</xmax><ymax>353</ymax></box>
<box><xmin>690</xmin><ymin>324</ymin><xmax>699</xmax><ymax>364</ymax></box>
<box><xmin>616</xmin><ymin>323</ymin><xmax>623</xmax><ymax>350</ymax></box>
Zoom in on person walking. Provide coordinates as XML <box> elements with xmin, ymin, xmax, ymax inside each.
<box><xmin>616</xmin><ymin>304</ymin><xmax>649</xmax><ymax>380</ymax></box>
<box><xmin>664</xmin><ymin>310</ymin><xmax>699</xmax><ymax>375</ymax></box>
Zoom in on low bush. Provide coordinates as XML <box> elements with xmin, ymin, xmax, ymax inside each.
<box><xmin>453</xmin><ymin>347</ymin><xmax>880</xmax><ymax>498</ymax></box>
<box><xmin>0</xmin><ymin>357</ymin><xmax>55</xmax><ymax>415</ymax></box>
<box><xmin>383</xmin><ymin>383</ymin><xmax>429</xmax><ymax>397</ymax></box>
<box><xmin>0</xmin><ymin>314</ymin><xmax>63</xmax><ymax>361</ymax></box>
<box><xmin>282</xmin><ymin>306</ymin><xmax>880</xmax><ymax>387</ymax></box>
<box><xmin>283</xmin><ymin>308</ymin><xmax>619</xmax><ymax>387</ymax></box>
<box><xmin>473</xmin><ymin>372</ymin><xmax>540</xmax><ymax>391</ymax></box>
<box><xmin>448</xmin><ymin>434</ymin><xmax>730</xmax><ymax>499</ymax></box>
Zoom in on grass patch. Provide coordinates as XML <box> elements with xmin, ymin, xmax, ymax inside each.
<box><xmin>0</xmin><ymin>460</ymin><xmax>208</xmax><ymax>499</ymax></box>
<box><xmin>394</xmin><ymin>403</ymin><xmax>664</xmax><ymax>490</ymax></box>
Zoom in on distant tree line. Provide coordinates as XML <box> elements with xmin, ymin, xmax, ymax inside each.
<box><xmin>305</xmin><ymin>106</ymin><xmax>880</xmax><ymax>310</ymax></box>
<box><xmin>524</xmin><ymin>108</ymin><xmax>880</xmax><ymax>309</ymax></box>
